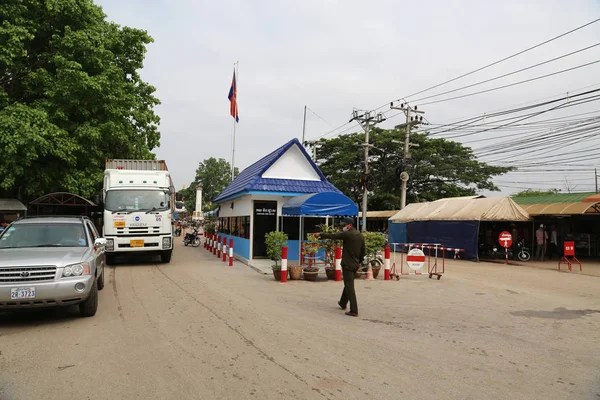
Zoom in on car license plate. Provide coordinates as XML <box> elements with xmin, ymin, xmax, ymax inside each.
<box><xmin>130</xmin><ymin>240</ymin><xmax>144</xmax><ymax>247</ymax></box>
<box><xmin>11</xmin><ymin>287</ymin><xmax>36</xmax><ymax>300</ymax></box>
<box><xmin>114</xmin><ymin>221</ymin><xmax>126</xmax><ymax>227</ymax></box>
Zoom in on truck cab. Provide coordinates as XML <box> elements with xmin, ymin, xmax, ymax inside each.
<box><xmin>103</xmin><ymin>161</ymin><xmax>174</xmax><ymax>264</ymax></box>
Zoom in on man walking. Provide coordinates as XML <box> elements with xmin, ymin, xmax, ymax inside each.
<box><xmin>313</xmin><ymin>218</ymin><xmax>365</xmax><ymax>317</ymax></box>
<box><xmin>535</xmin><ymin>224</ymin><xmax>548</xmax><ymax>261</ymax></box>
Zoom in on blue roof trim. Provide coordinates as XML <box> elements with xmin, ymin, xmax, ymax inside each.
<box><xmin>214</xmin><ymin>138</ymin><xmax>339</xmax><ymax>203</ymax></box>
<box><xmin>282</xmin><ymin>192</ymin><xmax>359</xmax><ymax>217</ymax></box>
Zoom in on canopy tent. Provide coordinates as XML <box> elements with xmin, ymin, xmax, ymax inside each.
<box><xmin>389</xmin><ymin>197</ymin><xmax>530</xmax><ymax>222</ymax></box>
<box><xmin>282</xmin><ymin>192</ymin><xmax>358</xmax><ymax>217</ymax></box>
<box><xmin>281</xmin><ymin>192</ymin><xmax>358</xmax><ymax>264</ymax></box>
<box><xmin>388</xmin><ymin>197</ymin><xmax>531</xmax><ymax>260</ymax></box>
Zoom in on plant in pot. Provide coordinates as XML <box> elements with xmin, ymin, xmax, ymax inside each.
<box><xmin>315</xmin><ymin>223</ymin><xmax>341</xmax><ymax>280</ymax></box>
<box><xmin>265</xmin><ymin>231</ymin><xmax>288</xmax><ymax>281</ymax></box>
<box><xmin>361</xmin><ymin>231</ymin><xmax>387</xmax><ymax>279</ymax></box>
<box><xmin>303</xmin><ymin>234</ymin><xmax>322</xmax><ymax>281</ymax></box>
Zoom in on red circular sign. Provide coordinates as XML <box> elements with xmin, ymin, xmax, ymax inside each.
<box><xmin>498</xmin><ymin>231</ymin><xmax>513</xmax><ymax>248</ymax></box>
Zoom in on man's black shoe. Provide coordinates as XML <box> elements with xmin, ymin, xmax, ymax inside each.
<box><xmin>345</xmin><ymin>311</ymin><xmax>358</xmax><ymax>317</ymax></box>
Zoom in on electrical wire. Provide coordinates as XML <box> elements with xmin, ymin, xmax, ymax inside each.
<box><xmin>410</xmin><ymin>43</ymin><xmax>600</xmax><ymax>104</ymax></box>
<box><xmin>400</xmin><ymin>17</ymin><xmax>600</xmax><ymax>100</ymax></box>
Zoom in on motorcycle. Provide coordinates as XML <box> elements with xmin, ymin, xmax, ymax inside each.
<box><xmin>183</xmin><ymin>228</ymin><xmax>202</xmax><ymax>247</ymax></box>
<box><xmin>491</xmin><ymin>239</ymin><xmax>530</xmax><ymax>262</ymax></box>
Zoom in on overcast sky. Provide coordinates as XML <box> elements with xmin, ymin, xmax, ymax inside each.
<box><xmin>96</xmin><ymin>0</ymin><xmax>600</xmax><ymax>196</ymax></box>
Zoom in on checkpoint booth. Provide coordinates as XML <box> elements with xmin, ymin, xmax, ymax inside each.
<box><xmin>213</xmin><ymin>138</ymin><xmax>349</xmax><ymax>264</ymax></box>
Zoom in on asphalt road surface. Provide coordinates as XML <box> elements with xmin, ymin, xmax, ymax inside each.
<box><xmin>1</xmin><ymin>241</ymin><xmax>599</xmax><ymax>400</ymax></box>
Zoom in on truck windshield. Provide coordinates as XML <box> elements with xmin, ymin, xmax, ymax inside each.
<box><xmin>105</xmin><ymin>190</ymin><xmax>170</xmax><ymax>212</ymax></box>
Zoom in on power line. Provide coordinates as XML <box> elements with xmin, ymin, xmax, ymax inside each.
<box><xmin>410</xmin><ymin>42</ymin><xmax>600</xmax><ymax>104</ymax></box>
<box><xmin>401</xmin><ymin>17</ymin><xmax>600</xmax><ymax>100</ymax></box>
<box><xmin>306</xmin><ymin>106</ymin><xmax>336</xmax><ymax>128</ymax></box>
<box><xmin>417</xmin><ymin>59</ymin><xmax>600</xmax><ymax>106</ymax></box>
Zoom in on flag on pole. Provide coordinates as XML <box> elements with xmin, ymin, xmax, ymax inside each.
<box><xmin>228</xmin><ymin>70</ymin><xmax>239</xmax><ymax>122</ymax></box>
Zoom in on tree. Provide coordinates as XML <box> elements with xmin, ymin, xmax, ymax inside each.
<box><xmin>512</xmin><ymin>189</ymin><xmax>561</xmax><ymax>197</ymax></box>
<box><xmin>182</xmin><ymin>158</ymin><xmax>239</xmax><ymax>214</ymax></box>
<box><xmin>0</xmin><ymin>0</ymin><xmax>160</xmax><ymax>200</ymax></box>
<box><xmin>315</xmin><ymin>127</ymin><xmax>513</xmax><ymax>209</ymax></box>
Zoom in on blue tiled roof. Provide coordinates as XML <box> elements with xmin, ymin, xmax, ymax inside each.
<box><xmin>214</xmin><ymin>138</ymin><xmax>341</xmax><ymax>202</ymax></box>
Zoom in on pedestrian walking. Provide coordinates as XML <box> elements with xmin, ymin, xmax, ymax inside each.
<box><xmin>535</xmin><ymin>224</ymin><xmax>548</xmax><ymax>261</ymax></box>
<box><xmin>313</xmin><ymin>218</ymin><xmax>365</xmax><ymax>317</ymax></box>
<box><xmin>549</xmin><ymin>225</ymin><xmax>559</xmax><ymax>259</ymax></box>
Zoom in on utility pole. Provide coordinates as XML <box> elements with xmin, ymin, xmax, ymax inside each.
<box><xmin>350</xmin><ymin>110</ymin><xmax>385</xmax><ymax>232</ymax></box>
<box><xmin>596</xmin><ymin>168</ymin><xmax>598</xmax><ymax>193</ymax></box>
<box><xmin>301</xmin><ymin>105</ymin><xmax>307</xmax><ymax>144</ymax></box>
<box><xmin>390</xmin><ymin>102</ymin><xmax>424</xmax><ymax>209</ymax></box>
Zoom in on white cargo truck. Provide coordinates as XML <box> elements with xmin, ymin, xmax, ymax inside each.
<box><xmin>102</xmin><ymin>159</ymin><xmax>175</xmax><ymax>264</ymax></box>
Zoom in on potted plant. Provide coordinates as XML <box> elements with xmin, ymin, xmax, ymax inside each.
<box><xmin>265</xmin><ymin>231</ymin><xmax>288</xmax><ymax>281</ymax></box>
<box><xmin>360</xmin><ymin>231</ymin><xmax>387</xmax><ymax>279</ymax></box>
<box><xmin>314</xmin><ymin>223</ymin><xmax>341</xmax><ymax>280</ymax></box>
<box><xmin>303</xmin><ymin>234</ymin><xmax>321</xmax><ymax>281</ymax></box>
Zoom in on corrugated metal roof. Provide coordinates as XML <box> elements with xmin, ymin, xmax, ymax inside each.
<box><xmin>512</xmin><ymin>192</ymin><xmax>595</xmax><ymax>205</ymax></box>
<box><xmin>0</xmin><ymin>199</ymin><xmax>27</xmax><ymax>211</ymax></box>
<box><xmin>519</xmin><ymin>202</ymin><xmax>600</xmax><ymax>216</ymax></box>
<box><xmin>214</xmin><ymin>138</ymin><xmax>340</xmax><ymax>202</ymax></box>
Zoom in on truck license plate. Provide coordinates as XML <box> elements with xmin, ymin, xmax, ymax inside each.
<box><xmin>114</xmin><ymin>221</ymin><xmax>126</xmax><ymax>227</ymax></box>
<box><xmin>11</xmin><ymin>287</ymin><xmax>36</xmax><ymax>300</ymax></box>
<box><xmin>130</xmin><ymin>240</ymin><xmax>144</xmax><ymax>247</ymax></box>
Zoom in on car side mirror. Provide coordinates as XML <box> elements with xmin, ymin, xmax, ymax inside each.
<box><xmin>95</xmin><ymin>238</ymin><xmax>107</xmax><ymax>247</ymax></box>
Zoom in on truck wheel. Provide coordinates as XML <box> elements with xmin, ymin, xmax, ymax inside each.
<box><xmin>161</xmin><ymin>250</ymin><xmax>172</xmax><ymax>263</ymax></box>
<box><xmin>106</xmin><ymin>253</ymin><xmax>116</xmax><ymax>266</ymax></box>
<box><xmin>79</xmin><ymin>279</ymin><xmax>98</xmax><ymax>317</ymax></box>
<box><xmin>97</xmin><ymin>268</ymin><xmax>105</xmax><ymax>290</ymax></box>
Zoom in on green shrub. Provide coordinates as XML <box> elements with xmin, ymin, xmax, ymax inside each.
<box><xmin>265</xmin><ymin>231</ymin><xmax>288</xmax><ymax>267</ymax></box>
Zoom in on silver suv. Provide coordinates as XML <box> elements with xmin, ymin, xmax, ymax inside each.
<box><xmin>0</xmin><ymin>216</ymin><xmax>106</xmax><ymax>317</ymax></box>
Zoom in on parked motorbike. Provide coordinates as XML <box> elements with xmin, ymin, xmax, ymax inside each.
<box><xmin>183</xmin><ymin>228</ymin><xmax>202</xmax><ymax>247</ymax></box>
<box><xmin>491</xmin><ymin>239</ymin><xmax>530</xmax><ymax>262</ymax></box>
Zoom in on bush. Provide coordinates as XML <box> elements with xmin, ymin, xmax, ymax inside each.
<box><xmin>265</xmin><ymin>231</ymin><xmax>288</xmax><ymax>267</ymax></box>
<box><xmin>363</xmin><ymin>231</ymin><xmax>386</xmax><ymax>263</ymax></box>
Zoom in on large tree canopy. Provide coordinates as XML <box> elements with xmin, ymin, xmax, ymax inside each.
<box><xmin>315</xmin><ymin>127</ymin><xmax>513</xmax><ymax>209</ymax></box>
<box><xmin>0</xmin><ymin>0</ymin><xmax>160</xmax><ymax>200</ymax></box>
<box><xmin>180</xmin><ymin>158</ymin><xmax>238</xmax><ymax>214</ymax></box>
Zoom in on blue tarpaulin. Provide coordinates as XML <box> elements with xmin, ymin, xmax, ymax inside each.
<box><xmin>407</xmin><ymin>221</ymin><xmax>479</xmax><ymax>261</ymax></box>
<box><xmin>282</xmin><ymin>192</ymin><xmax>358</xmax><ymax>216</ymax></box>
<box><xmin>388</xmin><ymin>221</ymin><xmax>407</xmax><ymax>244</ymax></box>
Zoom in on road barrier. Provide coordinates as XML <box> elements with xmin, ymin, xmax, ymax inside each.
<box><xmin>334</xmin><ymin>246</ymin><xmax>342</xmax><ymax>281</ymax></box>
<box><xmin>222</xmin><ymin>237</ymin><xmax>227</xmax><ymax>262</ymax></box>
<box><xmin>229</xmin><ymin>239</ymin><xmax>234</xmax><ymax>267</ymax></box>
<box><xmin>281</xmin><ymin>246</ymin><xmax>288</xmax><ymax>283</ymax></box>
<box><xmin>387</xmin><ymin>243</ymin><xmax>465</xmax><ymax>280</ymax></box>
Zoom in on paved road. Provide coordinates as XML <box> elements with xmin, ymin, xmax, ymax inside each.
<box><xmin>1</xmin><ymin>242</ymin><xmax>599</xmax><ymax>399</ymax></box>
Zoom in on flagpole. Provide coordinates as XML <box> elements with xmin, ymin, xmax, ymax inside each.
<box><xmin>231</xmin><ymin>61</ymin><xmax>238</xmax><ymax>180</ymax></box>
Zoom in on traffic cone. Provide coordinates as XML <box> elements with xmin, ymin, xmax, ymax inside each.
<box><xmin>364</xmin><ymin>263</ymin><xmax>374</xmax><ymax>280</ymax></box>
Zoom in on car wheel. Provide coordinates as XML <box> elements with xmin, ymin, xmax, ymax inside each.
<box><xmin>161</xmin><ymin>249</ymin><xmax>172</xmax><ymax>263</ymax></box>
<box><xmin>97</xmin><ymin>267</ymin><xmax>105</xmax><ymax>290</ymax></box>
<box><xmin>79</xmin><ymin>279</ymin><xmax>98</xmax><ymax>317</ymax></box>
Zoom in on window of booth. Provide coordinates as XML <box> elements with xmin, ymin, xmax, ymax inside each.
<box><xmin>220</xmin><ymin>216</ymin><xmax>250</xmax><ymax>238</ymax></box>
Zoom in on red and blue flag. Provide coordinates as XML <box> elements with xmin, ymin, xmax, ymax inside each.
<box><xmin>228</xmin><ymin>71</ymin><xmax>239</xmax><ymax>122</ymax></box>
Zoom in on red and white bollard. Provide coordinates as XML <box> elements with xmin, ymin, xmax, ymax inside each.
<box><xmin>213</xmin><ymin>235</ymin><xmax>217</xmax><ymax>255</ymax></box>
<box><xmin>217</xmin><ymin>235</ymin><xmax>221</xmax><ymax>258</ymax></box>
<box><xmin>208</xmin><ymin>234</ymin><xmax>212</xmax><ymax>252</ymax></box>
<box><xmin>384</xmin><ymin>246</ymin><xmax>391</xmax><ymax>280</ymax></box>
<box><xmin>228</xmin><ymin>239</ymin><xmax>234</xmax><ymax>266</ymax></box>
<box><xmin>280</xmin><ymin>246</ymin><xmax>288</xmax><ymax>283</ymax></box>
<box><xmin>334</xmin><ymin>246</ymin><xmax>342</xmax><ymax>281</ymax></box>
<box><xmin>222</xmin><ymin>237</ymin><xmax>227</xmax><ymax>262</ymax></box>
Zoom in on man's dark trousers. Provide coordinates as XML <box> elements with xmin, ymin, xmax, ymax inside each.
<box><xmin>340</xmin><ymin>269</ymin><xmax>358</xmax><ymax>314</ymax></box>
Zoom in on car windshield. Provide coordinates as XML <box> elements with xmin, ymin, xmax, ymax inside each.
<box><xmin>0</xmin><ymin>223</ymin><xmax>88</xmax><ymax>249</ymax></box>
<box><xmin>105</xmin><ymin>190</ymin><xmax>170</xmax><ymax>212</ymax></box>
